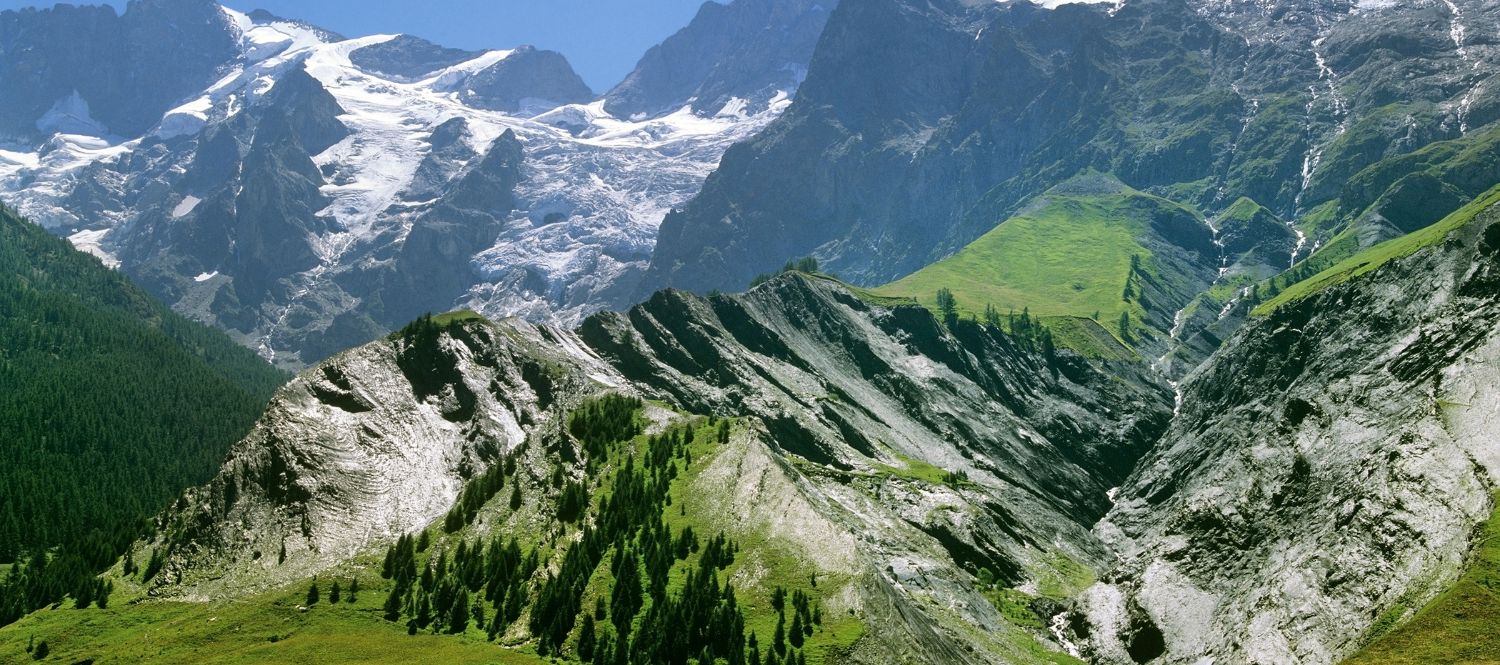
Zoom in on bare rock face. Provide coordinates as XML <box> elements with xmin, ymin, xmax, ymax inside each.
<box><xmin>1079</xmin><ymin>202</ymin><xmax>1500</xmax><ymax>663</ymax></box>
<box><xmin>604</xmin><ymin>0</ymin><xmax>838</xmax><ymax>119</ymax></box>
<box><xmin>642</xmin><ymin>0</ymin><xmax>1500</xmax><ymax>299</ymax></box>
<box><xmin>151</xmin><ymin>318</ymin><xmax>620</xmax><ymax>598</ymax></box>
<box><xmin>0</xmin><ymin>0</ymin><xmax>819</xmax><ymax>370</ymax></box>
<box><xmin>0</xmin><ymin>0</ymin><xmax>240</xmax><ymax>140</ymax></box>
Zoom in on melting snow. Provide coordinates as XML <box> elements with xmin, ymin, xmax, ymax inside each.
<box><xmin>1002</xmin><ymin>0</ymin><xmax>1121</xmax><ymax>7</ymax></box>
<box><xmin>36</xmin><ymin>91</ymin><xmax>110</xmax><ymax>137</ymax></box>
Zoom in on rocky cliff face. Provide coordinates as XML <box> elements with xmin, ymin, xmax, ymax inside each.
<box><xmin>642</xmin><ymin>0</ymin><xmax>1500</xmax><ymax>299</ymax></box>
<box><xmin>152</xmin><ymin>316</ymin><xmax>620</xmax><ymax>599</ymax></box>
<box><xmin>1077</xmin><ymin>195</ymin><xmax>1500</xmax><ymax>663</ymax></box>
<box><xmin>0</xmin><ymin>0</ymin><xmax>240</xmax><ymax>140</ymax></box>
<box><xmin>604</xmin><ymin>0</ymin><xmax>837</xmax><ymax>119</ymax></box>
<box><xmin>145</xmin><ymin>274</ymin><xmax>1171</xmax><ymax>662</ymax></box>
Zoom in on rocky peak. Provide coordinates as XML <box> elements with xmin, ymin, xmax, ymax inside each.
<box><xmin>143</xmin><ymin>273</ymin><xmax>1170</xmax><ymax>661</ymax></box>
<box><xmin>0</xmin><ymin>0</ymin><xmax>238</xmax><ymax>140</ymax></box>
<box><xmin>348</xmin><ymin>34</ymin><xmax>481</xmax><ymax>81</ymax></box>
<box><xmin>605</xmin><ymin>0</ymin><xmax>840</xmax><ymax>119</ymax></box>
<box><xmin>457</xmin><ymin>46</ymin><xmax>595</xmax><ymax>116</ymax></box>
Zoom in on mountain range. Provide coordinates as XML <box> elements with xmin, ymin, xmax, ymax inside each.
<box><xmin>3</xmin><ymin>0</ymin><xmax>1500</xmax><ymax>663</ymax></box>
<box><xmin>0</xmin><ymin>0</ymin><xmax>836</xmax><ymax>367</ymax></box>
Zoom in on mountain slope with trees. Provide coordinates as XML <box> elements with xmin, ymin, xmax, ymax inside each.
<box><xmin>0</xmin><ymin>203</ymin><xmax>286</xmax><ymax>624</ymax></box>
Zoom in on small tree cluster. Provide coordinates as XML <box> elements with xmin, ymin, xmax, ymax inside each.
<box><xmin>443</xmin><ymin>455</ymin><xmax>511</xmax><ymax>533</ymax></box>
<box><xmin>750</xmin><ymin>256</ymin><xmax>820</xmax><ymax>288</ymax></box>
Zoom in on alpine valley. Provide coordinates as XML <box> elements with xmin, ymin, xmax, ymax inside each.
<box><xmin>1</xmin><ymin>0</ymin><xmax>1499</xmax><ymax>664</ymax></box>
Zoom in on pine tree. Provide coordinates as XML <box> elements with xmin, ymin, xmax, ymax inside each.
<box><xmin>448</xmin><ymin>588</ymin><xmax>469</xmax><ymax>634</ymax></box>
<box><xmin>348</xmin><ymin>577</ymin><xmax>359</xmax><ymax>603</ymax></box>
<box><xmin>773</xmin><ymin>612</ymin><xmax>786</xmax><ymax>655</ymax></box>
<box><xmin>789</xmin><ymin>611</ymin><xmax>805</xmax><ymax>648</ymax></box>
<box><xmin>935</xmin><ymin>288</ymin><xmax>959</xmax><ymax>327</ymax></box>
<box><xmin>383</xmin><ymin>587</ymin><xmax>403</xmax><ymax>621</ymax></box>
<box><xmin>95</xmin><ymin>580</ymin><xmax>112</xmax><ymax>609</ymax></box>
<box><xmin>578</xmin><ymin>613</ymin><xmax>597</xmax><ymax>661</ymax></box>
<box><xmin>306</xmin><ymin>581</ymin><xmax>320</xmax><ymax>606</ymax></box>
<box><xmin>416</xmin><ymin>593</ymin><xmax>433</xmax><ymax>629</ymax></box>
<box><xmin>509</xmin><ymin>484</ymin><xmax>523</xmax><ymax>511</ymax></box>
<box><xmin>330</xmin><ymin>581</ymin><xmax>341</xmax><ymax>604</ymax></box>
<box><xmin>32</xmin><ymin>640</ymin><xmax>48</xmax><ymax>660</ymax></box>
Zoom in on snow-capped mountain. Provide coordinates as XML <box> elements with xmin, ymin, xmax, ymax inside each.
<box><xmin>0</xmin><ymin>0</ymin><xmax>834</xmax><ymax>368</ymax></box>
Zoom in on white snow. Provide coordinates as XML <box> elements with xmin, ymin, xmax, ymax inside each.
<box><xmin>194</xmin><ymin>271</ymin><xmax>220</xmax><ymax>282</ymax></box>
<box><xmin>1003</xmin><ymin>0</ymin><xmax>1123</xmax><ymax>9</ymax></box>
<box><xmin>428</xmin><ymin>49</ymin><xmax>514</xmax><ymax>92</ymax></box>
<box><xmin>172</xmin><ymin>195</ymin><xmax>202</xmax><ymax>219</ymax></box>
<box><xmin>36</xmin><ymin>91</ymin><xmax>110</xmax><ymax>137</ymax></box>
<box><xmin>67</xmin><ymin>229</ymin><xmax>119</xmax><ymax>268</ymax></box>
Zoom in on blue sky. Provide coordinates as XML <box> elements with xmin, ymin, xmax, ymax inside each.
<box><xmin>0</xmin><ymin>0</ymin><xmax>714</xmax><ymax>92</ymax></box>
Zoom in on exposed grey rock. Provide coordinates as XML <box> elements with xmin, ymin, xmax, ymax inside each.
<box><xmin>348</xmin><ymin>34</ymin><xmax>480</xmax><ymax>81</ymax></box>
<box><xmin>0</xmin><ymin>0</ymin><xmax>239</xmax><ymax>141</ymax></box>
<box><xmin>146</xmin><ymin>273</ymin><xmax>1171</xmax><ymax>662</ymax></box>
<box><xmin>605</xmin><ymin>0</ymin><xmax>837</xmax><ymax>119</ymax></box>
<box><xmin>457</xmin><ymin>46</ymin><xmax>595</xmax><ymax>115</ymax></box>
<box><xmin>0</xmin><ymin>3</ymin><xmax>815</xmax><ymax>369</ymax></box>
<box><xmin>1079</xmin><ymin>197</ymin><xmax>1500</xmax><ymax>664</ymax></box>
<box><xmin>641</xmin><ymin>0</ymin><xmax>1500</xmax><ymax>302</ymax></box>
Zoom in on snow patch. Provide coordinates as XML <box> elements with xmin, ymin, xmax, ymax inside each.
<box><xmin>194</xmin><ymin>271</ymin><xmax>220</xmax><ymax>282</ymax></box>
<box><xmin>428</xmin><ymin>49</ymin><xmax>514</xmax><ymax>92</ymax></box>
<box><xmin>67</xmin><ymin>229</ymin><xmax>119</xmax><ymax>268</ymax></box>
<box><xmin>36</xmin><ymin>91</ymin><xmax>109</xmax><ymax>137</ymax></box>
<box><xmin>172</xmin><ymin>196</ymin><xmax>202</xmax><ymax>219</ymax></box>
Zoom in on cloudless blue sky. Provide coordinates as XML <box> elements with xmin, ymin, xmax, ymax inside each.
<box><xmin>0</xmin><ymin>0</ymin><xmax>717</xmax><ymax>92</ymax></box>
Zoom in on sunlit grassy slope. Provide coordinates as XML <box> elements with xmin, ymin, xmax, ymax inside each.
<box><xmin>1256</xmin><ymin>185</ymin><xmax>1500</xmax><ymax>315</ymax></box>
<box><xmin>0</xmin><ymin>579</ymin><xmax>540</xmax><ymax>665</ymax></box>
<box><xmin>875</xmin><ymin>176</ymin><xmax>1203</xmax><ymax>359</ymax></box>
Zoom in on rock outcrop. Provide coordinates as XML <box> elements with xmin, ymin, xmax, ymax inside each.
<box><xmin>1079</xmin><ymin>195</ymin><xmax>1500</xmax><ymax>663</ymax></box>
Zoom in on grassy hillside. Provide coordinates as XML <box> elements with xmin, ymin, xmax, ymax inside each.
<box><xmin>875</xmin><ymin>177</ymin><xmax>1211</xmax><ymax>356</ymax></box>
<box><xmin>1343</xmin><ymin>494</ymin><xmax>1500</xmax><ymax>664</ymax></box>
<box><xmin>0</xmin><ymin>204</ymin><xmax>288</xmax><ymax>623</ymax></box>
<box><xmin>1255</xmin><ymin>185</ymin><xmax>1500</xmax><ymax>315</ymax></box>
<box><xmin>0</xmin><ymin>576</ymin><xmax>539</xmax><ymax>665</ymax></box>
